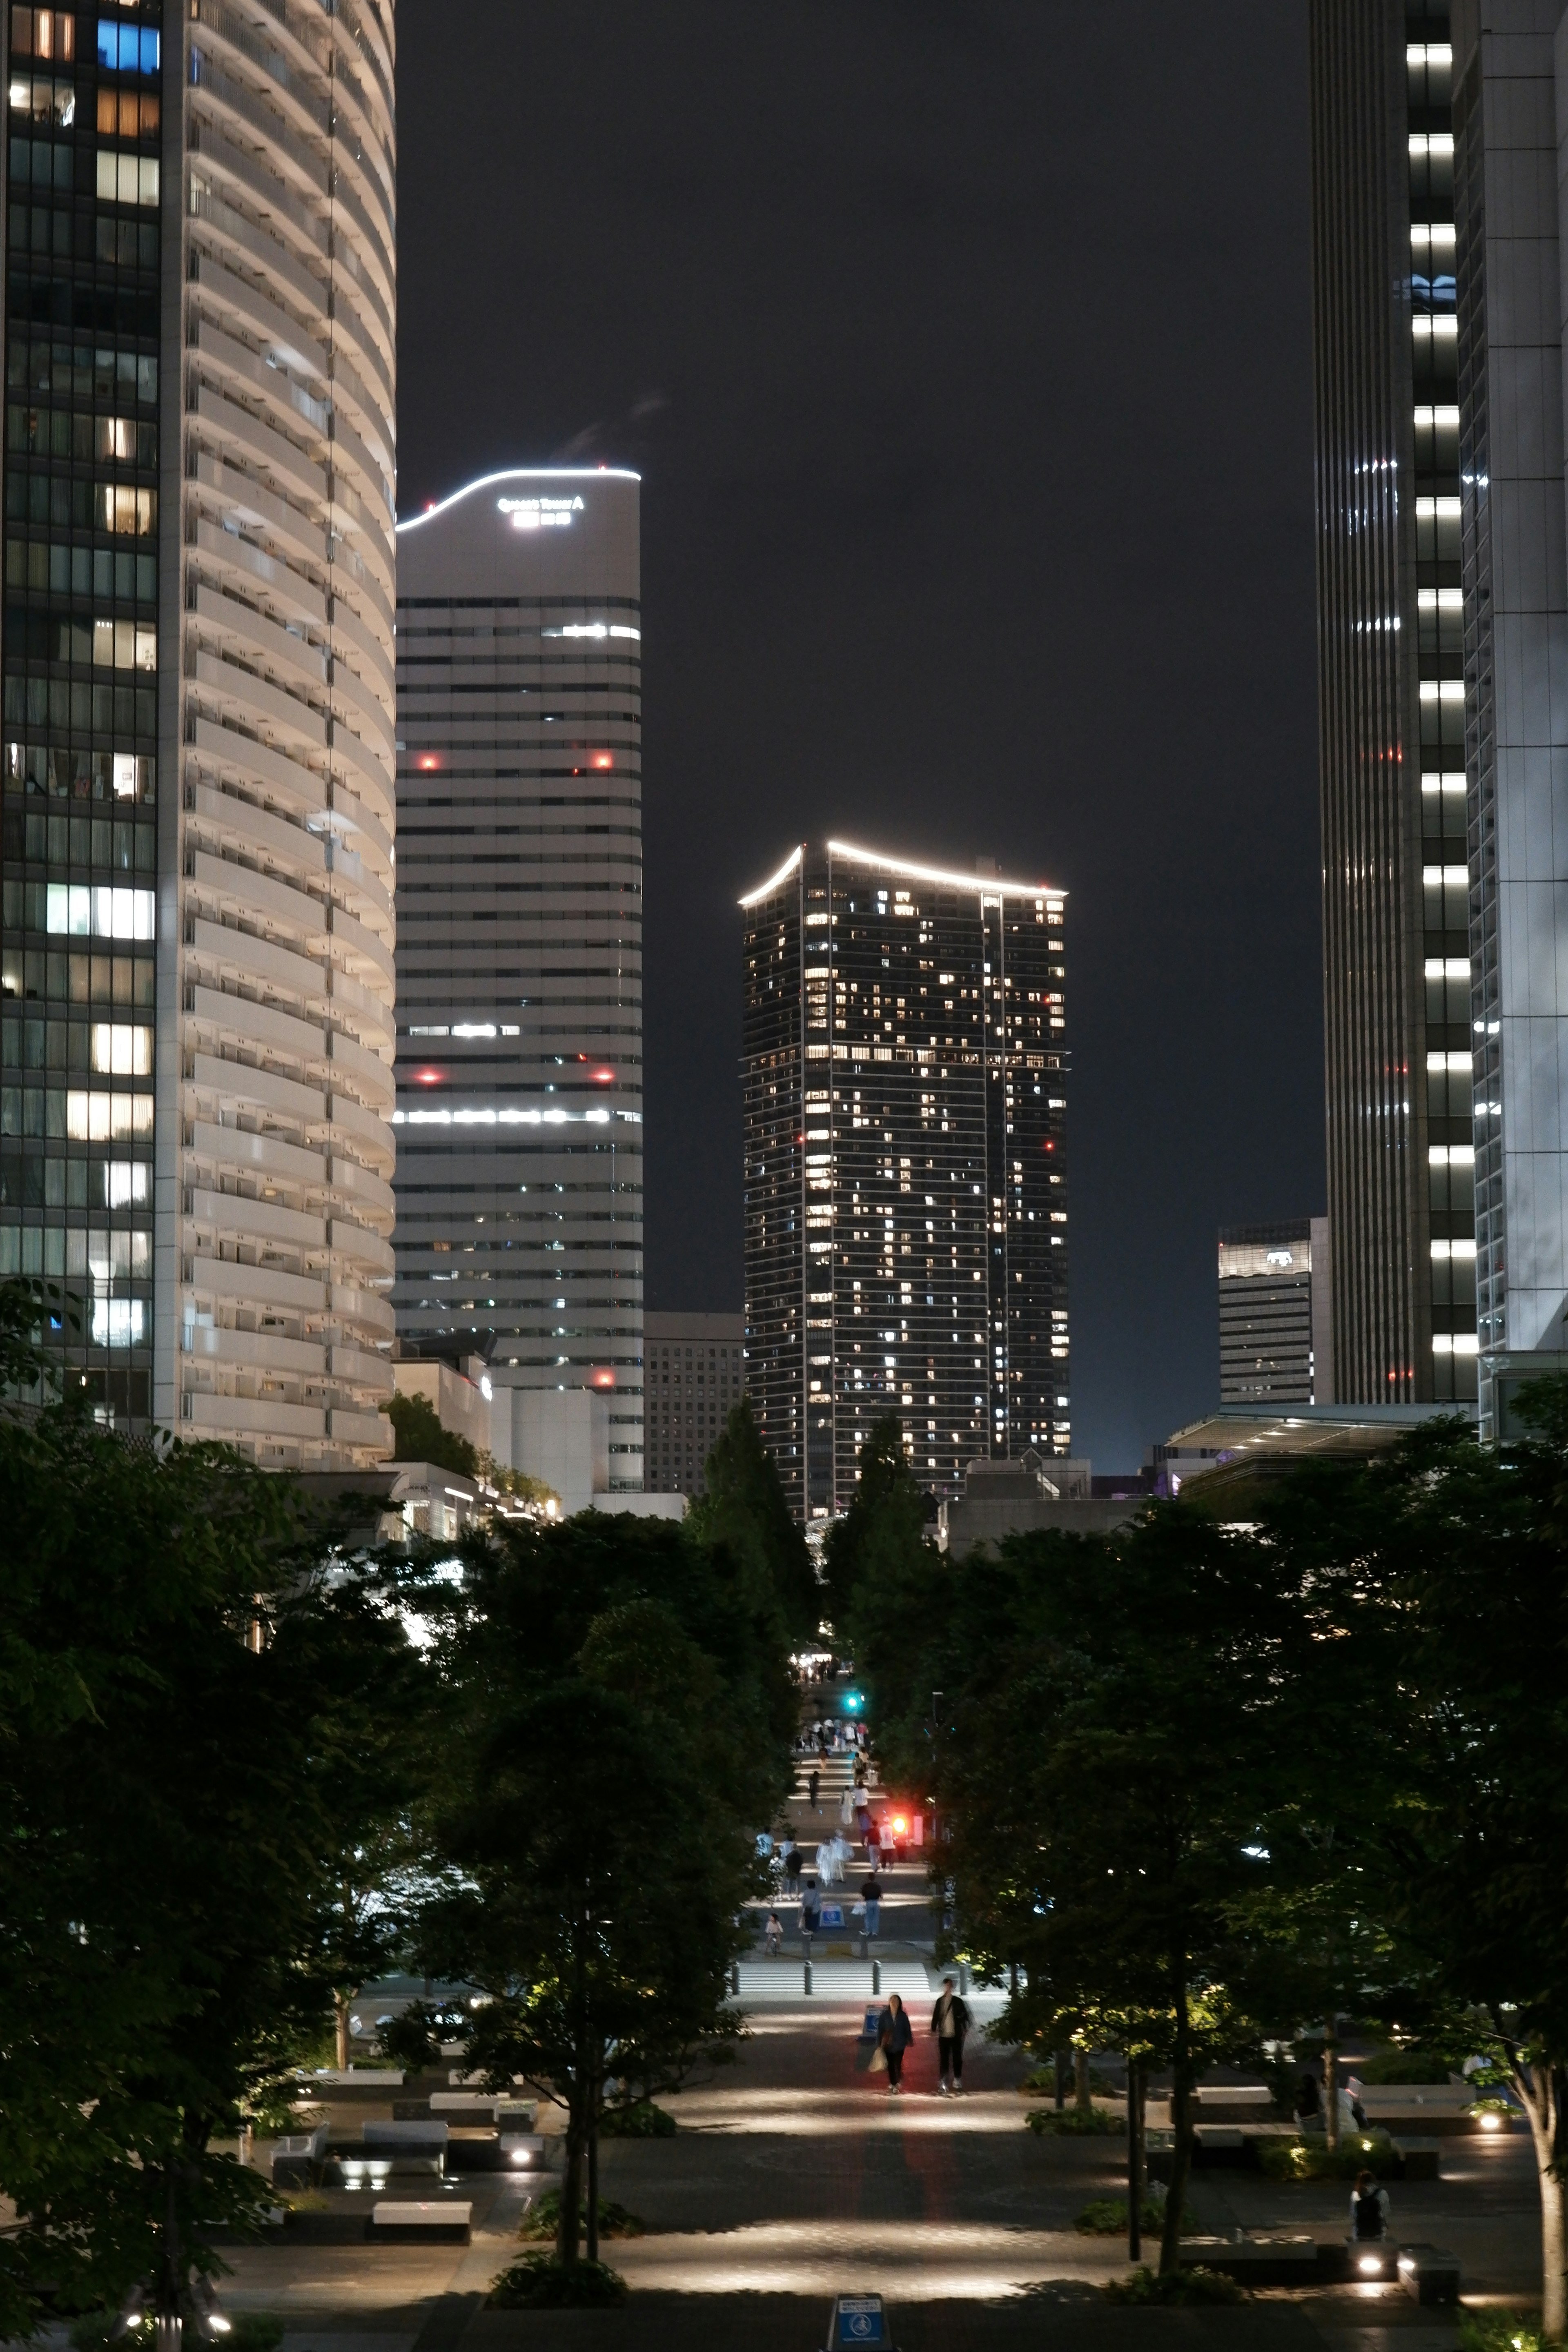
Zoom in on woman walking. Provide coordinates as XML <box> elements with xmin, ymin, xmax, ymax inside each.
<box><xmin>877</xmin><ymin>1991</ymin><xmax>914</xmax><ymax>2093</ymax></box>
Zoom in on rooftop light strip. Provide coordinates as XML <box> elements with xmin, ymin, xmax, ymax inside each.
<box><xmin>396</xmin><ymin>466</ymin><xmax>642</xmax><ymax>535</ymax></box>
<box><xmin>737</xmin><ymin>845</ymin><xmax>805</xmax><ymax>907</ymax></box>
<box><xmin>824</xmin><ymin>840</ymin><xmax>1064</xmax><ymax>900</ymax></box>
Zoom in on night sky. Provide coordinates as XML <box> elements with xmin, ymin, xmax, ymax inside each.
<box><xmin>396</xmin><ymin>3</ymin><xmax>1321</xmax><ymax>1474</ymax></box>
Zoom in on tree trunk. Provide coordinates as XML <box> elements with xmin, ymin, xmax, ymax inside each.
<box><xmin>1127</xmin><ymin>2062</ymin><xmax>1143</xmax><ymax>2265</ymax></box>
<box><xmin>586</xmin><ymin>2103</ymin><xmax>600</xmax><ymax>2266</ymax></box>
<box><xmin>334</xmin><ymin>1991</ymin><xmax>352</xmax><ymax>2073</ymax></box>
<box><xmin>1512</xmin><ymin>2059</ymin><xmax>1568</xmax><ymax>2341</ymax></box>
<box><xmin>1161</xmin><ymin>1988</ymin><xmax>1193</xmax><ymax>2277</ymax></box>
<box><xmin>1074</xmin><ymin>2047</ymin><xmax>1092</xmax><ymax>2113</ymax></box>
<box><xmin>557</xmin><ymin>2096</ymin><xmax>586</xmax><ymax>2269</ymax></box>
<box><xmin>1054</xmin><ymin>2048</ymin><xmax>1066</xmax><ymax>2111</ymax></box>
<box><xmin>1323</xmin><ymin>2016</ymin><xmax>1339</xmax><ymax>2152</ymax></box>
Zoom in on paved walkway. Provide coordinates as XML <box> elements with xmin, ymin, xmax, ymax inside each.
<box><xmin>192</xmin><ymin>1996</ymin><xmax>1529</xmax><ymax>2352</ymax></box>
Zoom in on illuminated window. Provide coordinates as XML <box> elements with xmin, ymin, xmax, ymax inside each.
<box><xmin>94</xmin><ymin>147</ymin><xmax>158</xmax><ymax>205</ymax></box>
<box><xmin>96</xmin><ymin>20</ymin><xmax>159</xmax><ymax>71</ymax></box>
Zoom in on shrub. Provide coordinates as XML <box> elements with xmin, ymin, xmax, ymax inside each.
<box><xmin>1358</xmin><ymin>2048</ymin><xmax>1453</xmax><ymax>2085</ymax></box>
<box><xmin>599</xmin><ymin>2100</ymin><xmax>676</xmax><ymax>2138</ymax></box>
<box><xmin>1458</xmin><ymin>2313</ymin><xmax>1555</xmax><ymax>2352</ymax></box>
<box><xmin>1104</xmin><ymin>2265</ymin><xmax>1243</xmax><ymax>2306</ymax></box>
<box><xmin>1027</xmin><ymin>2104</ymin><xmax>1122</xmax><ymax>2137</ymax></box>
<box><xmin>73</xmin><ymin>2315</ymin><xmax>284</xmax><ymax>2352</ymax></box>
<box><xmin>518</xmin><ymin>2192</ymin><xmax>644</xmax><ymax>2241</ymax></box>
<box><xmin>1257</xmin><ymin>2133</ymin><xmax>1399</xmax><ymax>2181</ymax></box>
<box><xmin>1076</xmin><ymin>2198</ymin><xmax>1177</xmax><ymax>2236</ymax></box>
<box><xmin>488</xmin><ymin>2255</ymin><xmax>628</xmax><ymax>2309</ymax></box>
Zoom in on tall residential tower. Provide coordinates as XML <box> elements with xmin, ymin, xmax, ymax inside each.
<box><xmin>392</xmin><ymin>470</ymin><xmax>644</xmax><ymax>1489</ymax></box>
<box><xmin>741</xmin><ymin>840</ymin><xmax>1067</xmax><ymax>1522</ymax></box>
<box><xmin>0</xmin><ymin>0</ymin><xmax>399</xmax><ymax>1461</ymax></box>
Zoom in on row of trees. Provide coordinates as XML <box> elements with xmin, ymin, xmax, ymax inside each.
<box><xmin>831</xmin><ymin>1403</ymin><xmax>1568</xmax><ymax>2330</ymax></box>
<box><xmin>0</xmin><ymin>1285</ymin><xmax>810</xmax><ymax>2323</ymax></box>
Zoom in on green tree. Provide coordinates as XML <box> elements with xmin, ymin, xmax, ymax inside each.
<box><xmin>1270</xmin><ymin>1391</ymin><xmax>1568</xmax><ymax>2339</ymax></box>
<box><xmin>387</xmin><ymin>1388</ymin><xmax>479</xmax><ymax>1477</ymax></box>
<box><xmin>942</xmin><ymin>1507</ymin><xmax>1333</xmax><ymax>2271</ymax></box>
<box><xmin>689</xmin><ymin>1396</ymin><xmax>819</xmax><ymax>1643</ymax></box>
<box><xmin>388</xmin><ymin>1513</ymin><xmax>792</xmax><ymax>2276</ymax></box>
<box><xmin>0</xmin><ymin>1402</ymin><xmax>419</xmax><ymax>2335</ymax></box>
<box><xmin>822</xmin><ymin>1411</ymin><xmax>931</xmax><ymax>1656</ymax></box>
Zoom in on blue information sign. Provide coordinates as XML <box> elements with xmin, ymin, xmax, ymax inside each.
<box><xmin>834</xmin><ymin>2295</ymin><xmax>885</xmax><ymax>2345</ymax></box>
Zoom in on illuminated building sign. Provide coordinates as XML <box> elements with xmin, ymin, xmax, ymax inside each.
<box><xmin>497</xmin><ymin>495</ymin><xmax>584</xmax><ymax>531</ymax></box>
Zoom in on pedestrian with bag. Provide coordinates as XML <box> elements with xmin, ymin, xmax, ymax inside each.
<box><xmin>1349</xmin><ymin>2169</ymin><xmax>1391</xmax><ymax>2242</ymax></box>
<box><xmin>877</xmin><ymin>1991</ymin><xmax>913</xmax><ymax>2093</ymax></box>
<box><xmin>930</xmin><ymin>1973</ymin><xmax>971</xmax><ymax>2095</ymax></box>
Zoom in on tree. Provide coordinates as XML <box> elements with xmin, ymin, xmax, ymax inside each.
<box><xmin>388</xmin><ymin>1513</ymin><xmax>793</xmax><ymax>2275</ymax></box>
<box><xmin>387</xmin><ymin>1387</ymin><xmax>479</xmax><ymax>1477</ymax></box>
<box><xmin>0</xmin><ymin>1400</ymin><xmax>419</xmax><ymax>2335</ymax></box>
<box><xmin>938</xmin><ymin>1506</ymin><xmax>1335</xmax><ymax>2270</ymax></box>
<box><xmin>821</xmin><ymin>1416</ymin><xmax>938</xmax><ymax>1718</ymax></box>
<box><xmin>688</xmin><ymin>1397</ymin><xmax>820</xmax><ymax>1644</ymax></box>
<box><xmin>1271</xmin><ymin>1391</ymin><xmax>1568</xmax><ymax>2339</ymax></box>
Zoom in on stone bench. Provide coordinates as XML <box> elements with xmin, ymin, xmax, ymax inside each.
<box><xmin>270</xmin><ymin>2123</ymin><xmax>329</xmax><ymax>2188</ymax></box>
<box><xmin>369</xmin><ymin>2200</ymin><xmax>472</xmax><ymax>2245</ymax></box>
<box><xmin>1178</xmin><ymin>2233</ymin><xmax>1319</xmax><ymax>2285</ymax></box>
<box><xmin>1398</xmin><ymin>2243</ymin><xmax>1462</xmax><ymax>2304</ymax></box>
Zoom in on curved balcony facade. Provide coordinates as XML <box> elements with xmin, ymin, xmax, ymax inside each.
<box><xmin>171</xmin><ymin>0</ymin><xmax>397</xmax><ymax>1466</ymax></box>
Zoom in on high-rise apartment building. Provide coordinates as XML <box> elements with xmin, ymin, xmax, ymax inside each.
<box><xmin>1312</xmin><ymin>0</ymin><xmax>1568</xmax><ymax>1433</ymax></box>
<box><xmin>644</xmin><ymin>1310</ymin><xmax>744</xmax><ymax>1496</ymax></box>
<box><xmin>741</xmin><ymin>840</ymin><xmax>1067</xmax><ymax>1523</ymax></box>
<box><xmin>1310</xmin><ymin>0</ymin><xmax>1476</xmax><ymax>1409</ymax></box>
<box><xmin>0</xmin><ymin>0</ymin><xmax>399</xmax><ymax>1462</ymax></box>
<box><xmin>1218</xmin><ymin>1217</ymin><xmax>1333</xmax><ymax>1405</ymax></box>
<box><xmin>392</xmin><ymin>470</ymin><xmax>644</xmax><ymax>1488</ymax></box>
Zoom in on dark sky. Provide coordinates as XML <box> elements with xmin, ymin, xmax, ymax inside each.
<box><xmin>396</xmin><ymin>2</ymin><xmax>1322</xmax><ymax>1474</ymax></box>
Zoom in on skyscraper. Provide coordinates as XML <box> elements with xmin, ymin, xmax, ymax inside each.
<box><xmin>1310</xmin><ymin>0</ymin><xmax>1476</xmax><ymax>1408</ymax></box>
<box><xmin>741</xmin><ymin>840</ymin><xmax>1067</xmax><ymax>1523</ymax></box>
<box><xmin>1312</xmin><ymin>0</ymin><xmax>1568</xmax><ymax>1433</ymax></box>
<box><xmin>644</xmin><ymin>1309</ymin><xmax>744</xmax><ymax>1497</ymax></box>
<box><xmin>1217</xmin><ymin>1217</ymin><xmax>1333</xmax><ymax>1405</ymax></box>
<box><xmin>392</xmin><ymin>470</ymin><xmax>644</xmax><ymax>1489</ymax></box>
<box><xmin>0</xmin><ymin>0</ymin><xmax>399</xmax><ymax>1463</ymax></box>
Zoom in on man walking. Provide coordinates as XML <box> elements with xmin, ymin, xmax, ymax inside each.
<box><xmin>808</xmin><ymin>1766</ymin><xmax>821</xmax><ymax>1813</ymax></box>
<box><xmin>930</xmin><ymin>1974</ymin><xmax>972</xmax><ymax>2096</ymax></box>
<box><xmin>861</xmin><ymin>1873</ymin><xmax>882</xmax><ymax>1939</ymax></box>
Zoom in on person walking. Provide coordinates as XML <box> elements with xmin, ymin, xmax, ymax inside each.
<box><xmin>808</xmin><ymin>1767</ymin><xmax>820</xmax><ymax>1813</ymax></box>
<box><xmin>1350</xmin><ymin>2170</ymin><xmax>1391</xmax><ymax>2241</ymax></box>
<box><xmin>784</xmin><ymin>1839</ymin><xmax>802</xmax><ymax>1894</ymax></box>
<box><xmin>930</xmin><ymin>1974</ymin><xmax>972</xmax><ymax>2095</ymax></box>
<box><xmin>861</xmin><ymin>1873</ymin><xmax>882</xmax><ymax>1940</ymax></box>
<box><xmin>865</xmin><ymin>1822</ymin><xmax>882</xmax><ymax>1875</ymax></box>
<box><xmin>800</xmin><ymin>1877</ymin><xmax>820</xmax><ymax>1956</ymax></box>
<box><xmin>877</xmin><ymin>1991</ymin><xmax>914</xmax><ymax>2093</ymax></box>
<box><xmin>840</xmin><ymin>1781</ymin><xmax>857</xmax><ymax>1831</ymax></box>
<box><xmin>764</xmin><ymin>1911</ymin><xmax>784</xmax><ymax>1957</ymax></box>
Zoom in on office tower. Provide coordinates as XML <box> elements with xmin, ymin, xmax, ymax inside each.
<box><xmin>1449</xmin><ymin>1</ymin><xmax>1568</xmax><ymax>1432</ymax></box>
<box><xmin>741</xmin><ymin>840</ymin><xmax>1067</xmax><ymax>1523</ymax></box>
<box><xmin>1310</xmin><ymin>1</ymin><xmax>1476</xmax><ymax>1407</ymax></box>
<box><xmin>392</xmin><ymin>470</ymin><xmax>644</xmax><ymax>1489</ymax></box>
<box><xmin>1217</xmin><ymin>1216</ymin><xmax>1333</xmax><ymax>1405</ymax></box>
<box><xmin>0</xmin><ymin>0</ymin><xmax>398</xmax><ymax>1462</ymax></box>
<box><xmin>1314</xmin><ymin>0</ymin><xmax>1568</xmax><ymax>1433</ymax></box>
<box><xmin>645</xmin><ymin>1310</ymin><xmax>744</xmax><ymax>1496</ymax></box>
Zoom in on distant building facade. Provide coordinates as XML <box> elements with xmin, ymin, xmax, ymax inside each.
<box><xmin>1218</xmin><ymin>1217</ymin><xmax>1333</xmax><ymax>1405</ymax></box>
<box><xmin>392</xmin><ymin>470</ymin><xmax>644</xmax><ymax>1488</ymax></box>
<box><xmin>741</xmin><ymin>840</ymin><xmax>1068</xmax><ymax>1523</ymax></box>
<box><xmin>644</xmin><ymin>1311</ymin><xmax>744</xmax><ymax>1496</ymax></box>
